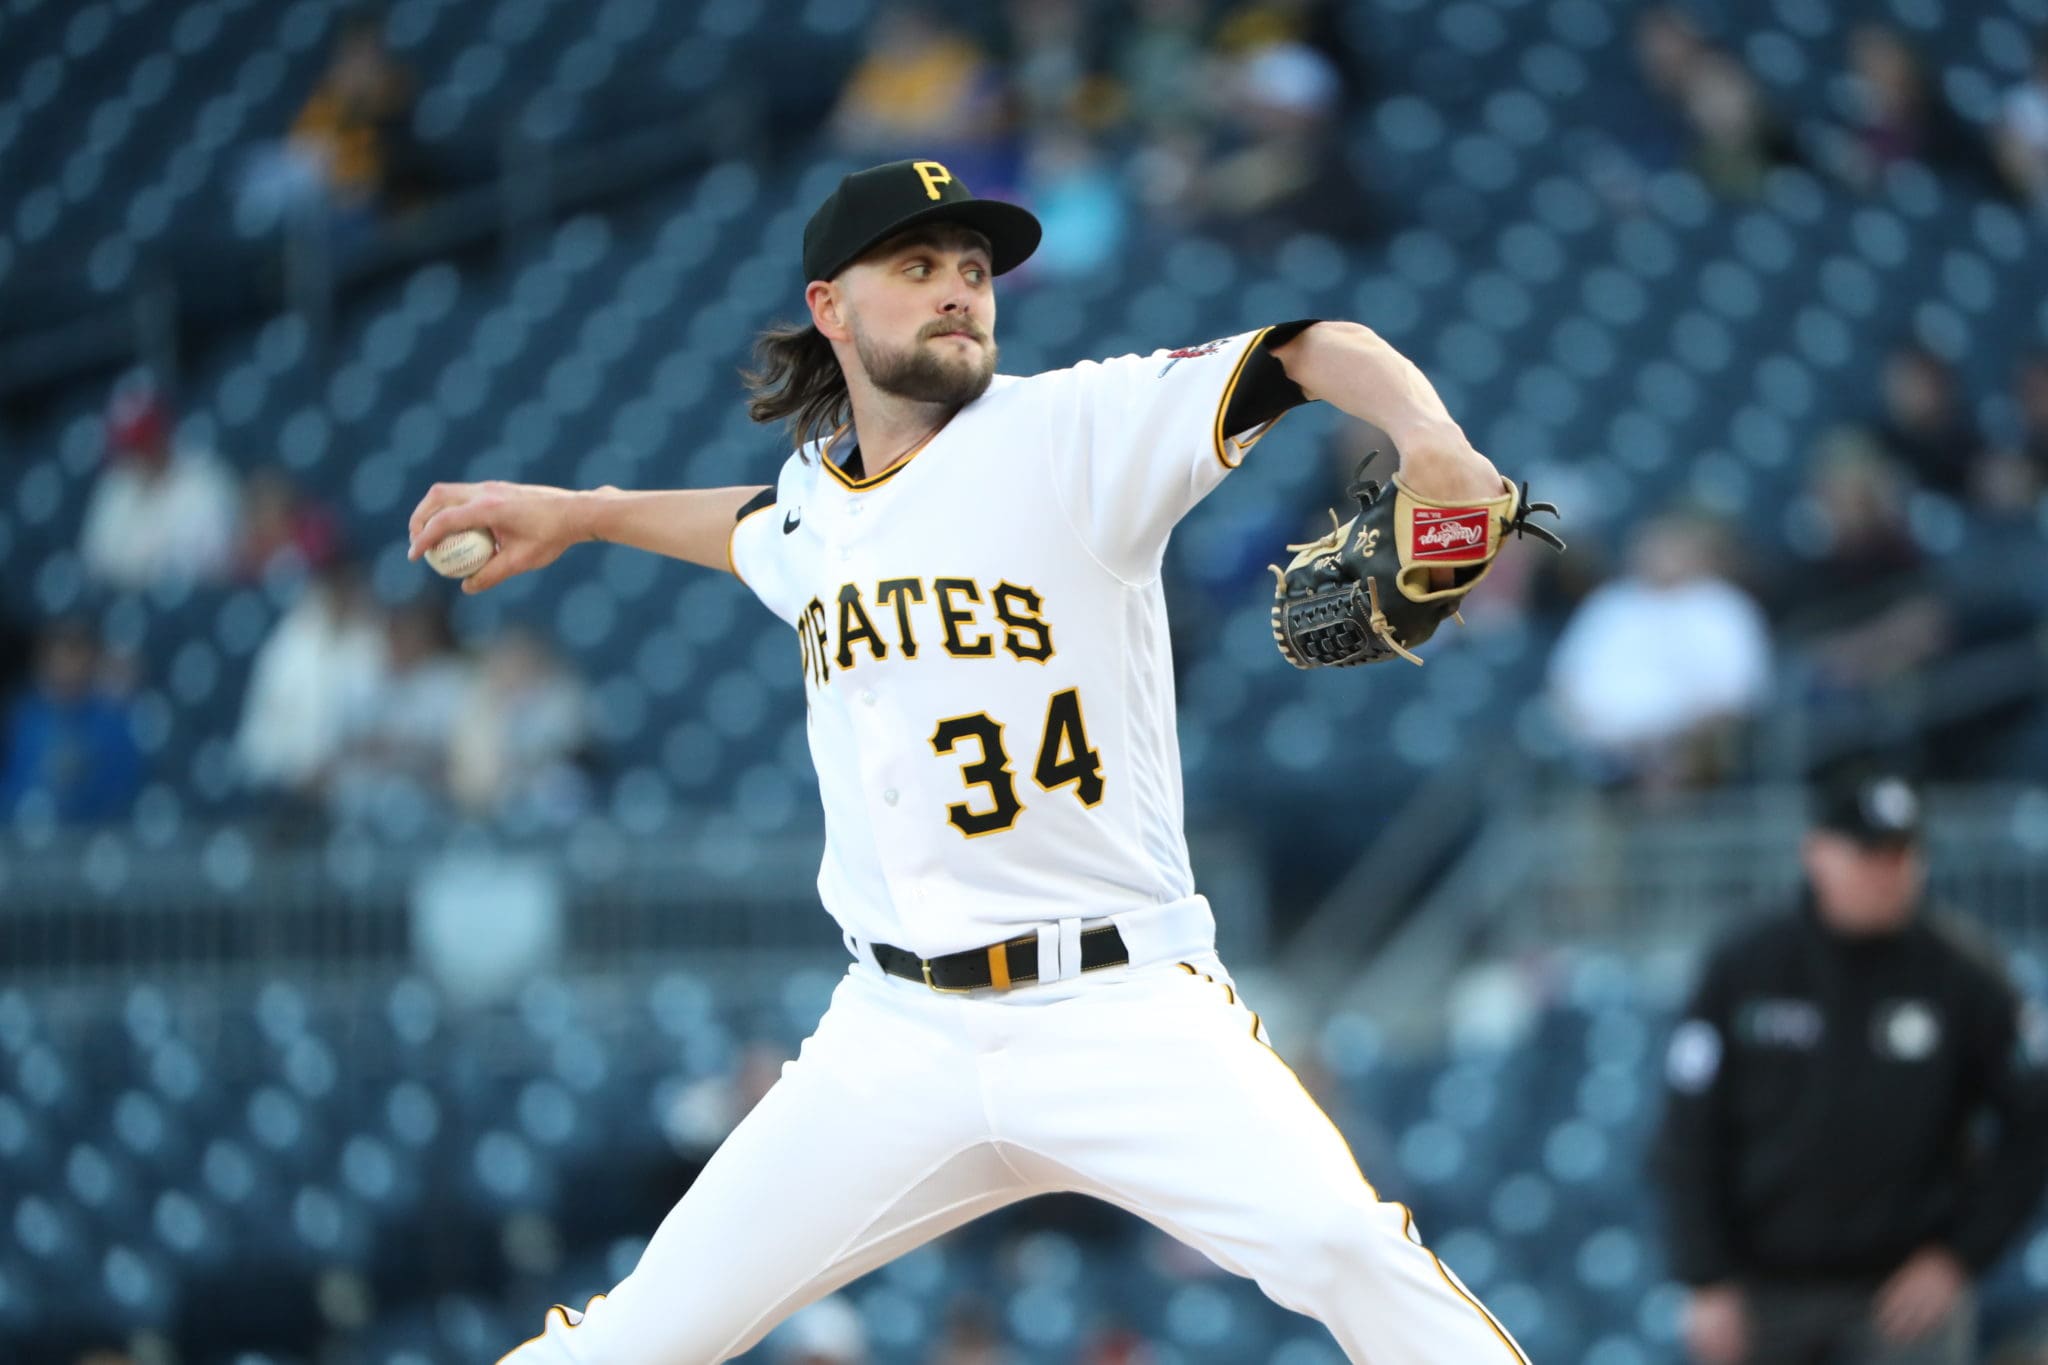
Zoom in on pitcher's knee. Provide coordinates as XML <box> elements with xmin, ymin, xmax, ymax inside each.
<box><xmin>1257</xmin><ymin>1197</ymin><xmax>1403</xmax><ymax>1302</ymax></box>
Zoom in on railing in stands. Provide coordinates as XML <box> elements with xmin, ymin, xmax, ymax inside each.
<box><xmin>1344</xmin><ymin>783</ymin><xmax>2048</xmax><ymax>1047</ymax></box>
<box><xmin>1484</xmin><ymin>783</ymin><xmax>2048</xmax><ymax>955</ymax></box>
<box><xmin>0</xmin><ymin>822</ymin><xmax>1274</xmax><ymax>984</ymax></box>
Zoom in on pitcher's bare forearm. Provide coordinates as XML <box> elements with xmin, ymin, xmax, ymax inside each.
<box><xmin>1269</xmin><ymin>322</ymin><xmax>1503</xmax><ymax>504</ymax></box>
<box><xmin>579</xmin><ymin>485</ymin><xmax>770</xmax><ymax>572</ymax></box>
<box><xmin>406</xmin><ymin>481</ymin><xmax>770</xmax><ymax>593</ymax></box>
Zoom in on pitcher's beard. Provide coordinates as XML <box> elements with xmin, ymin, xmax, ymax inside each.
<box><xmin>857</xmin><ymin>327</ymin><xmax>998</xmax><ymax>406</ymax></box>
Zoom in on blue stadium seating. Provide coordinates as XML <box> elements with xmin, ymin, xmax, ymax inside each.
<box><xmin>6</xmin><ymin>0</ymin><xmax>2048</xmax><ymax>1356</ymax></box>
<box><xmin>1</xmin><ymin>962</ymin><xmax>2045</xmax><ymax>1359</ymax></box>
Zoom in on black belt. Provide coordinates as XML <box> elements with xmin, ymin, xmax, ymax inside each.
<box><xmin>871</xmin><ymin>925</ymin><xmax>1130</xmax><ymax>992</ymax></box>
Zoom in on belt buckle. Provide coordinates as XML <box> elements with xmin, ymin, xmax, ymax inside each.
<box><xmin>921</xmin><ymin>958</ymin><xmax>973</xmax><ymax>995</ymax></box>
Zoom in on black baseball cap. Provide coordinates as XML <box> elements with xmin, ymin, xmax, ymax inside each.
<box><xmin>801</xmin><ymin>159</ymin><xmax>1042</xmax><ymax>283</ymax></box>
<box><xmin>1812</xmin><ymin>770</ymin><xmax>1923</xmax><ymax>847</ymax></box>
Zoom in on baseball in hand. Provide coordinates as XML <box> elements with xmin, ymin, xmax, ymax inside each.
<box><xmin>424</xmin><ymin>528</ymin><xmax>497</xmax><ymax>579</ymax></box>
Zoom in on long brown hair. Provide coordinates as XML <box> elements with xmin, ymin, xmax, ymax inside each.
<box><xmin>742</xmin><ymin>322</ymin><xmax>847</xmax><ymax>456</ymax></box>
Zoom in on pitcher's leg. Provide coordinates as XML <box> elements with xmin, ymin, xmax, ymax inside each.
<box><xmin>498</xmin><ymin>975</ymin><xmax>1034</xmax><ymax>1364</ymax></box>
<box><xmin>1000</xmin><ymin>959</ymin><xmax>1527</xmax><ymax>1365</ymax></box>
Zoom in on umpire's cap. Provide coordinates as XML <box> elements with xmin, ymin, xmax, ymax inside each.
<box><xmin>1812</xmin><ymin>769</ymin><xmax>1923</xmax><ymax>848</ymax></box>
<box><xmin>802</xmin><ymin>159</ymin><xmax>1041</xmax><ymax>283</ymax></box>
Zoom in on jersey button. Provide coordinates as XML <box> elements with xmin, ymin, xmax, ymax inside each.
<box><xmin>849</xmin><ymin>505</ymin><xmax>864</xmax><ymax>517</ymax></box>
<box><xmin>860</xmin><ymin>690</ymin><xmax>877</xmax><ymax>707</ymax></box>
<box><xmin>882</xmin><ymin>788</ymin><xmax>899</xmax><ymax>806</ymax></box>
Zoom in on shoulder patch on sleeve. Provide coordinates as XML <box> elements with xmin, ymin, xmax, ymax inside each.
<box><xmin>1157</xmin><ymin>337</ymin><xmax>1232</xmax><ymax>376</ymax></box>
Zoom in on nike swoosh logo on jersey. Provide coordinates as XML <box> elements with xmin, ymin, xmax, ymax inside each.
<box><xmin>783</xmin><ymin>509</ymin><xmax>801</xmax><ymax>534</ymax></box>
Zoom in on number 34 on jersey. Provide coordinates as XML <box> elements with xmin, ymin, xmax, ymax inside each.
<box><xmin>795</xmin><ymin>574</ymin><xmax>1103</xmax><ymax>839</ymax></box>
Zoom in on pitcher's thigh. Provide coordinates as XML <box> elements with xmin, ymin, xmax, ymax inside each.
<box><xmin>497</xmin><ymin>983</ymin><xmax>1019</xmax><ymax>1363</ymax></box>
<box><xmin>1018</xmin><ymin>968</ymin><xmax>1526</xmax><ymax>1363</ymax></box>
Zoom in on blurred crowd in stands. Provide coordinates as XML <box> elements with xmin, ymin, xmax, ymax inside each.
<box><xmin>211</xmin><ymin>0</ymin><xmax>1380</xmax><ymax>281</ymax></box>
<box><xmin>826</xmin><ymin>0</ymin><xmax>1374</xmax><ymax>265</ymax></box>
<box><xmin>5</xmin><ymin>0</ymin><xmax>2048</xmax><ymax>836</ymax></box>
<box><xmin>1617</xmin><ymin>6</ymin><xmax>2048</xmax><ymax>206</ymax></box>
<box><xmin>4</xmin><ymin>384</ymin><xmax>595</xmax><ymax>833</ymax></box>
<box><xmin>200</xmin><ymin>0</ymin><xmax>2048</xmax><ymax>266</ymax></box>
<box><xmin>1543</xmin><ymin>339</ymin><xmax>2048</xmax><ymax>794</ymax></box>
<box><xmin>234</xmin><ymin>15</ymin><xmax>436</xmax><ymax>245</ymax></box>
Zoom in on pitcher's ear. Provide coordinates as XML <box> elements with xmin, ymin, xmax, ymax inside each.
<box><xmin>807</xmin><ymin>281</ymin><xmax>848</xmax><ymax>341</ymax></box>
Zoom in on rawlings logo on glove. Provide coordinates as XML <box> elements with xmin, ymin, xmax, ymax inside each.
<box><xmin>1270</xmin><ymin>455</ymin><xmax>1564</xmax><ymax>668</ymax></box>
<box><xmin>1411</xmin><ymin>509</ymin><xmax>1490</xmax><ymax>559</ymax></box>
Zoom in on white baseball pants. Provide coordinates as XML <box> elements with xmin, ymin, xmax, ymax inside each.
<box><xmin>497</xmin><ymin>951</ymin><xmax>1527</xmax><ymax>1364</ymax></box>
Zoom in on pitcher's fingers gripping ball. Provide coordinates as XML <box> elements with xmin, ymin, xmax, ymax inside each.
<box><xmin>424</xmin><ymin>528</ymin><xmax>497</xmax><ymax>579</ymax></box>
<box><xmin>1271</xmin><ymin>455</ymin><xmax>1564</xmax><ymax>667</ymax></box>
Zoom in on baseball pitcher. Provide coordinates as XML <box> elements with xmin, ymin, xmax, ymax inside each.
<box><xmin>408</xmin><ymin>159</ymin><xmax>1558</xmax><ymax>1363</ymax></box>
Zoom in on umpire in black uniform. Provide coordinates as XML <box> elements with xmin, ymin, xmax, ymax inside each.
<box><xmin>1653</xmin><ymin>771</ymin><xmax>2048</xmax><ymax>1365</ymax></box>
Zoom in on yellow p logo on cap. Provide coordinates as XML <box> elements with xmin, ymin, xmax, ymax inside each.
<box><xmin>912</xmin><ymin>161</ymin><xmax>953</xmax><ymax>201</ymax></box>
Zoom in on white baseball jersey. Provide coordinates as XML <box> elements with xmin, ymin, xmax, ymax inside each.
<box><xmin>728</xmin><ymin>327</ymin><xmax>1291</xmax><ymax>958</ymax></box>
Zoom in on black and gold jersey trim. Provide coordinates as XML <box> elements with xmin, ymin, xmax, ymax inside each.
<box><xmin>726</xmin><ymin>488</ymin><xmax>778</xmax><ymax>584</ymax></box>
<box><xmin>820</xmin><ymin>421</ymin><xmax>948</xmax><ymax>491</ymax></box>
<box><xmin>1211</xmin><ymin>321</ymin><xmax>1315</xmax><ymax>470</ymax></box>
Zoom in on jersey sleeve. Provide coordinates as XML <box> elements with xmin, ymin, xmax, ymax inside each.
<box><xmin>727</xmin><ymin>466</ymin><xmax>805</xmax><ymax>626</ymax></box>
<box><xmin>1039</xmin><ymin>321</ymin><xmax>1315</xmax><ymax>581</ymax></box>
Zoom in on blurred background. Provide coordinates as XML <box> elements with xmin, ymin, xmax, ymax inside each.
<box><xmin>2</xmin><ymin>0</ymin><xmax>2046</xmax><ymax>1360</ymax></box>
